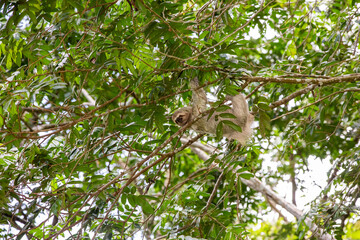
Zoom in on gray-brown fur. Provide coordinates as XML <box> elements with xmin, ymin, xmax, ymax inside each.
<box><xmin>172</xmin><ymin>78</ymin><xmax>254</xmax><ymax>145</ymax></box>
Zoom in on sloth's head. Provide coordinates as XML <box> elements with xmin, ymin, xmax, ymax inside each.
<box><xmin>172</xmin><ymin>107</ymin><xmax>192</xmax><ymax>126</ymax></box>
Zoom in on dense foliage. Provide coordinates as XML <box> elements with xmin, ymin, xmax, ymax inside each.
<box><xmin>0</xmin><ymin>0</ymin><xmax>360</xmax><ymax>239</ymax></box>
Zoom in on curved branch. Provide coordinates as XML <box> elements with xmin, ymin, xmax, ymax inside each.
<box><xmin>242</xmin><ymin>74</ymin><xmax>360</xmax><ymax>85</ymax></box>
<box><xmin>272</xmin><ymin>88</ymin><xmax>360</xmax><ymax>121</ymax></box>
<box><xmin>189</xmin><ymin>141</ymin><xmax>334</xmax><ymax>240</ymax></box>
<box><xmin>270</xmin><ymin>84</ymin><xmax>317</xmax><ymax>108</ymax></box>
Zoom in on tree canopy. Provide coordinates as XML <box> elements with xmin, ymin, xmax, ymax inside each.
<box><xmin>1</xmin><ymin>0</ymin><xmax>360</xmax><ymax>239</ymax></box>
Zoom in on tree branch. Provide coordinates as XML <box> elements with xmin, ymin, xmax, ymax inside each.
<box><xmin>272</xmin><ymin>87</ymin><xmax>360</xmax><ymax>121</ymax></box>
<box><xmin>188</xmin><ymin>141</ymin><xmax>335</xmax><ymax>240</ymax></box>
<box><xmin>242</xmin><ymin>74</ymin><xmax>360</xmax><ymax>85</ymax></box>
<box><xmin>270</xmin><ymin>84</ymin><xmax>317</xmax><ymax>108</ymax></box>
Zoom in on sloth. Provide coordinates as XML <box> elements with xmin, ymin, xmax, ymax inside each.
<box><xmin>172</xmin><ymin>78</ymin><xmax>254</xmax><ymax>145</ymax></box>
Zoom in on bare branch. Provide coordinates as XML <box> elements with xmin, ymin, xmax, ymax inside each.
<box><xmin>202</xmin><ymin>171</ymin><xmax>224</xmax><ymax>214</ymax></box>
<box><xmin>242</xmin><ymin>74</ymin><xmax>360</xmax><ymax>85</ymax></box>
<box><xmin>272</xmin><ymin>88</ymin><xmax>360</xmax><ymax>121</ymax></box>
<box><xmin>270</xmin><ymin>84</ymin><xmax>317</xmax><ymax>108</ymax></box>
<box><xmin>187</xmin><ymin>140</ymin><xmax>335</xmax><ymax>240</ymax></box>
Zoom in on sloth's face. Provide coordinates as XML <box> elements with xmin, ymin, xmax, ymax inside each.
<box><xmin>172</xmin><ymin>108</ymin><xmax>191</xmax><ymax>126</ymax></box>
<box><xmin>175</xmin><ymin>114</ymin><xmax>187</xmax><ymax>126</ymax></box>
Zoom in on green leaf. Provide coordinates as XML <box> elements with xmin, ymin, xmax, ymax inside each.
<box><xmin>286</xmin><ymin>40</ymin><xmax>297</xmax><ymax>57</ymax></box>
<box><xmin>50</xmin><ymin>198</ymin><xmax>62</xmax><ymax>214</ymax></box>
<box><xmin>238</xmin><ymin>172</ymin><xmax>254</xmax><ymax>180</ymax></box>
<box><xmin>136</xmin><ymin>195</ymin><xmax>154</xmax><ymax>215</ymax></box>
<box><xmin>0</xmin><ymin>158</ymin><xmax>7</xmax><ymax>166</ymax></box>
<box><xmin>0</xmin><ymin>106</ymin><xmax>3</xmax><ymax>127</ymax></box>
<box><xmin>221</xmin><ymin>120</ymin><xmax>243</xmax><ymax>133</ymax></box>
<box><xmin>258</xmin><ymin>102</ymin><xmax>272</xmax><ymax>111</ymax></box>
<box><xmin>224</xmin><ymin>86</ymin><xmax>239</xmax><ymax>96</ymax></box>
<box><xmin>127</xmin><ymin>194</ymin><xmax>137</xmax><ymax>208</ymax></box>
<box><xmin>219</xmin><ymin>113</ymin><xmax>237</xmax><ymax>119</ymax></box>
<box><xmin>216</xmin><ymin>122</ymin><xmax>223</xmax><ymax>141</ymax></box>
<box><xmin>216</xmin><ymin>105</ymin><xmax>232</xmax><ymax>112</ymax></box>
<box><xmin>6</xmin><ymin>53</ymin><xmax>12</xmax><ymax>69</ymax></box>
<box><xmin>259</xmin><ymin>111</ymin><xmax>271</xmax><ymax>137</ymax></box>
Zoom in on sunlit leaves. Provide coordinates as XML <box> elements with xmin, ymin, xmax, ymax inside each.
<box><xmin>0</xmin><ymin>0</ymin><xmax>359</xmax><ymax>239</ymax></box>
